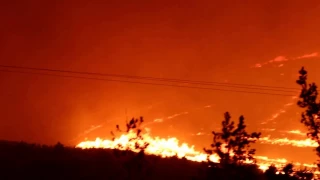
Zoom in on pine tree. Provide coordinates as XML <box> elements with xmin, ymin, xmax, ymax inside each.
<box><xmin>204</xmin><ymin>112</ymin><xmax>261</xmax><ymax>166</ymax></box>
<box><xmin>296</xmin><ymin>67</ymin><xmax>320</xmax><ymax>167</ymax></box>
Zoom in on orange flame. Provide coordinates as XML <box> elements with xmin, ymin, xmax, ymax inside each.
<box><xmin>77</xmin><ymin>131</ymin><xmax>318</xmax><ymax>172</ymax></box>
<box><xmin>77</xmin><ymin>131</ymin><xmax>220</xmax><ymax>162</ymax></box>
<box><xmin>258</xmin><ymin>136</ymin><xmax>318</xmax><ymax>148</ymax></box>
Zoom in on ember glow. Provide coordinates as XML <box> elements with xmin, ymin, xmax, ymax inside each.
<box><xmin>77</xmin><ymin>130</ymin><xmax>318</xmax><ymax>171</ymax></box>
<box><xmin>258</xmin><ymin>136</ymin><xmax>318</xmax><ymax>148</ymax></box>
<box><xmin>252</xmin><ymin>52</ymin><xmax>319</xmax><ymax>68</ymax></box>
<box><xmin>285</xmin><ymin>130</ymin><xmax>306</xmax><ymax>136</ymax></box>
<box><xmin>77</xmin><ymin>130</ymin><xmax>219</xmax><ymax>163</ymax></box>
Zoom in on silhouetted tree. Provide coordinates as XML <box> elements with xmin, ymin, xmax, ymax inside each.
<box><xmin>112</xmin><ymin>117</ymin><xmax>151</xmax><ymax>179</ymax></box>
<box><xmin>296</xmin><ymin>67</ymin><xmax>320</xmax><ymax>166</ymax></box>
<box><xmin>204</xmin><ymin>112</ymin><xmax>261</xmax><ymax>166</ymax></box>
<box><xmin>265</xmin><ymin>164</ymin><xmax>278</xmax><ymax>179</ymax></box>
<box><xmin>282</xmin><ymin>163</ymin><xmax>294</xmax><ymax>176</ymax></box>
<box><xmin>112</xmin><ymin>116</ymin><xmax>149</xmax><ymax>153</ymax></box>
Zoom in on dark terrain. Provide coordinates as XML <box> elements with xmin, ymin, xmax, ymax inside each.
<box><xmin>0</xmin><ymin>140</ymin><xmax>313</xmax><ymax>180</ymax></box>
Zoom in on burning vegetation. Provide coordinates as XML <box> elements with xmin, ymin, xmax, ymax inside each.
<box><xmin>2</xmin><ymin>67</ymin><xmax>320</xmax><ymax>179</ymax></box>
<box><xmin>75</xmin><ymin>67</ymin><xmax>320</xmax><ymax>179</ymax></box>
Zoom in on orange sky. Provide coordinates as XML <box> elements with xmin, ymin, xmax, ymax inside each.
<box><xmin>0</xmin><ymin>0</ymin><xmax>320</xmax><ymax>163</ymax></box>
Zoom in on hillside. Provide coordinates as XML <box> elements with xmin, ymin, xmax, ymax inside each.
<box><xmin>0</xmin><ymin>140</ymin><xmax>313</xmax><ymax>180</ymax></box>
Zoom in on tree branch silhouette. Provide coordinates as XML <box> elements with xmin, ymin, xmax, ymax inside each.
<box><xmin>204</xmin><ymin>112</ymin><xmax>261</xmax><ymax>166</ymax></box>
<box><xmin>111</xmin><ymin>116</ymin><xmax>149</xmax><ymax>153</ymax></box>
<box><xmin>296</xmin><ymin>67</ymin><xmax>320</xmax><ymax>167</ymax></box>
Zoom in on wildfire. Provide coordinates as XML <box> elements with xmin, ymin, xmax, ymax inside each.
<box><xmin>77</xmin><ymin>131</ymin><xmax>219</xmax><ymax>163</ymax></box>
<box><xmin>76</xmin><ymin>131</ymin><xmax>317</xmax><ymax>171</ymax></box>
<box><xmin>285</xmin><ymin>130</ymin><xmax>306</xmax><ymax>136</ymax></box>
<box><xmin>190</xmin><ymin>130</ymin><xmax>316</xmax><ymax>148</ymax></box>
<box><xmin>258</xmin><ymin>136</ymin><xmax>318</xmax><ymax>148</ymax></box>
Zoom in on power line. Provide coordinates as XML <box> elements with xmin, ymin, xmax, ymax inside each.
<box><xmin>0</xmin><ymin>64</ymin><xmax>300</xmax><ymax>91</ymax></box>
<box><xmin>0</xmin><ymin>69</ymin><xmax>298</xmax><ymax>97</ymax></box>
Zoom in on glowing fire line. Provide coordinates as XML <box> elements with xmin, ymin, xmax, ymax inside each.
<box><xmin>258</xmin><ymin>136</ymin><xmax>318</xmax><ymax>148</ymax></box>
<box><xmin>77</xmin><ymin>131</ymin><xmax>318</xmax><ymax>172</ymax></box>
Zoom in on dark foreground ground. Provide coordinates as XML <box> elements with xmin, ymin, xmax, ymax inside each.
<box><xmin>0</xmin><ymin>140</ymin><xmax>314</xmax><ymax>180</ymax></box>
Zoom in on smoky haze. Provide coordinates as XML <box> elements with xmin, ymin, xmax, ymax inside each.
<box><xmin>0</xmin><ymin>0</ymin><xmax>320</xmax><ymax>164</ymax></box>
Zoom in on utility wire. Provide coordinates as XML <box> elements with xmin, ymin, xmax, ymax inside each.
<box><xmin>0</xmin><ymin>69</ymin><xmax>298</xmax><ymax>97</ymax></box>
<box><xmin>0</xmin><ymin>64</ymin><xmax>300</xmax><ymax>91</ymax></box>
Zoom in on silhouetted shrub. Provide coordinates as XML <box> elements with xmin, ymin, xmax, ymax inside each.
<box><xmin>295</xmin><ymin>168</ymin><xmax>314</xmax><ymax>180</ymax></box>
<box><xmin>111</xmin><ymin>117</ymin><xmax>153</xmax><ymax>179</ymax></box>
<box><xmin>282</xmin><ymin>163</ymin><xmax>294</xmax><ymax>176</ymax></box>
<box><xmin>54</xmin><ymin>142</ymin><xmax>64</xmax><ymax>151</ymax></box>
<box><xmin>113</xmin><ymin>116</ymin><xmax>149</xmax><ymax>153</ymax></box>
